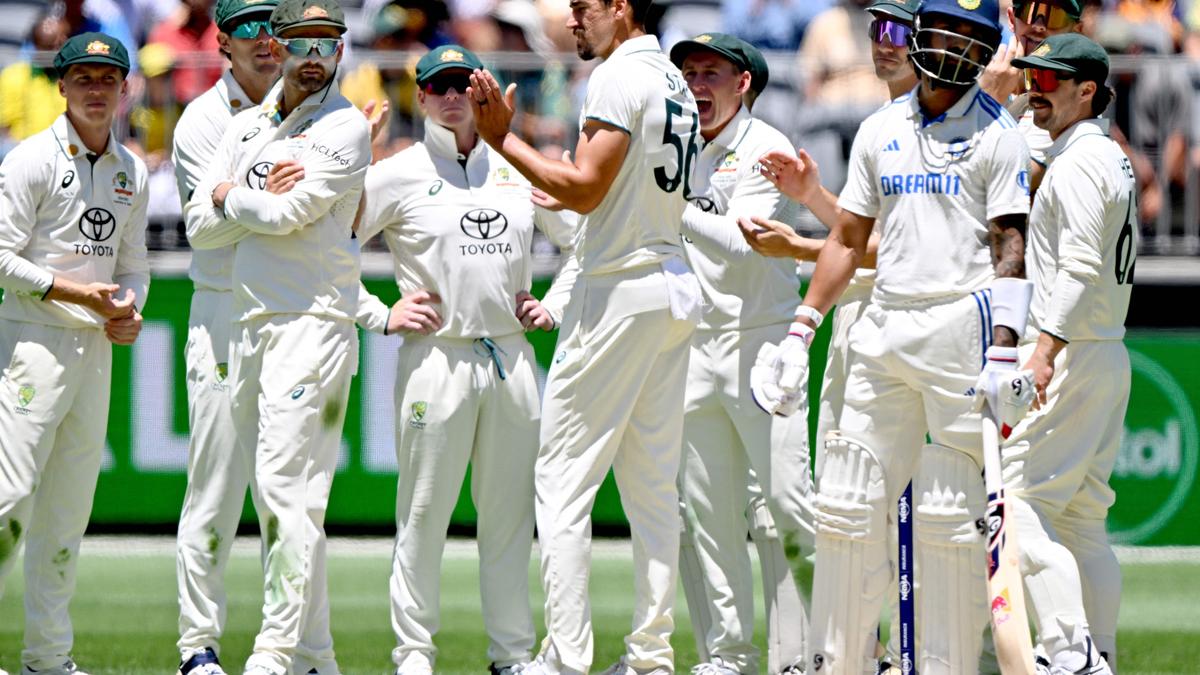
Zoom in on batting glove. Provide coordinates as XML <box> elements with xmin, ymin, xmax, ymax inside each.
<box><xmin>973</xmin><ymin>346</ymin><xmax>1036</xmax><ymax>438</ymax></box>
<box><xmin>750</xmin><ymin>323</ymin><xmax>813</xmax><ymax>417</ymax></box>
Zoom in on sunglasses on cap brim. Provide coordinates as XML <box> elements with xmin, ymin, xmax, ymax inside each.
<box><xmin>422</xmin><ymin>72</ymin><xmax>473</xmax><ymax>95</ymax></box>
<box><xmin>227</xmin><ymin>19</ymin><xmax>272</xmax><ymax>39</ymax></box>
<box><xmin>869</xmin><ymin>18</ymin><xmax>912</xmax><ymax>47</ymax></box>
<box><xmin>1023</xmin><ymin>67</ymin><xmax>1067</xmax><ymax>92</ymax></box>
<box><xmin>1014</xmin><ymin>1</ymin><xmax>1075</xmax><ymax>30</ymax></box>
<box><xmin>276</xmin><ymin>36</ymin><xmax>341</xmax><ymax>58</ymax></box>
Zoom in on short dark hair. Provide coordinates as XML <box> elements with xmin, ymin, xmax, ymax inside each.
<box><xmin>1090</xmin><ymin>83</ymin><xmax>1115</xmax><ymax>117</ymax></box>
<box><xmin>602</xmin><ymin>0</ymin><xmax>653</xmax><ymax>26</ymax></box>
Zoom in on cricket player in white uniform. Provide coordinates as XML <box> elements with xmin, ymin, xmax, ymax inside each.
<box><xmin>0</xmin><ymin>32</ymin><xmax>148</xmax><ymax>675</ymax></box>
<box><xmin>467</xmin><ymin>0</ymin><xmax>702</xmax><ymax>670</ymax></box>
<box><xmin>980</xmin><ymin>0</ymin><xmax>1084</xmax><ymax>194</ymax></box>
<box><xmin>663</xmin><ymin>32</ymin><xmax>811</xmax><ymax>675</ymax></box>
<box><xmin>753</xmin><ymin>0</ymin><xmax>1040</xmax><ymax>671</ymax></box>
<box><xmin>170</xmin><ymin>2</ymin><xmax>285</xmax><ymax>673</ymax></box>
<box><xmin>1007</xmin><ymin>34</ymin><xmax>1129</xmax><ymax>674</ymax></box>
<box><xmin>352</xmin><ymin>44</ymin><xmax>578</xmax><ymax>675</ymax></box>
<box><xmin>183</xmin><ymin>0</ymin><xmax>370</xmax><ymax>672</ymax></box>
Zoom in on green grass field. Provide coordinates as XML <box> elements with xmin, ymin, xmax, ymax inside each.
<box><xmin>2</xmin><ymin>538</ymin><xmax>1198</xmax><ymax>674</ymax></box>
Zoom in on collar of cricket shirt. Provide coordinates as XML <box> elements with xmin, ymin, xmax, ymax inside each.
<box><xmin>906</xmin><ymin>82</ymin><xmax>984</xmax><ymax>127</ymax></box>
<box><xmin>607</xmin><ymin>33</ymin><xmax>662</xmax><ymax>61</ymax></box>
<box><xmin>1046</xmin><ymin>117</ymin><xmax>1111</xmax><ymax>161</ymax></box>
<box><xmin>703</xmin><ymin>104</ymin><xmax>752</xmax><ymax>154</ymax></box>
<box><xmin>424</xmin><ymin>119</ymin><xmax>487</xmax><ymax>165</ymax></box>
<box><xmin>220</xmin><ymin>69</ymin><xmax>255</xmax><ymax>114</ymax></box>
<box><xmin>260</xmin><ymin>75</ymin><xmax>340</xmax><ymax>125</ymax></box>
<box><xmin>53</xmin><ymin>113</ymin><xmax>113</xmax><ymax>161</ymax></box>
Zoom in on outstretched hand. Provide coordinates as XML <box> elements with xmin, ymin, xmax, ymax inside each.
<box><xmin>759</xmin><ymin>149</ymin><xmax>821</xmax><ymax>205</ymax></box>
<box><xmin>468</xmin><ymin>69</ymin><xmax>517</xmax><ymax>147</ymax></box>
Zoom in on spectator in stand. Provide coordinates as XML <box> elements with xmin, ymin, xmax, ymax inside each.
<box><xmin>147</xmin><ymin>0</ymin><xmax>222</xmax><ymax>104</ymax></box>
<box><xmin>60</xmin><ymin>0</ymin><xmax>141</xmax><ymax>73</ymax></box>
<box><xmin>87</xmin><ymin>0</ymin><xmax>180</xmax><ymax>43</ymax></box>
<box><xmin>0</xmin><ymin>13</ymin><xmax>68</xmax><ymax>151</ymax></box>
<box><xmin>724</xmin><ymin>0</ymin><xmax>833</xmax><ymax>50</ymax></box>
<box><xmin>491</xmin><ymin>0</ymin><xmax>568</xmax><ymax>148</ymax></box>
<box><xmin>130</xmin><ymin>42</ymin><xmax>182</xmax><ymax>156</ymax></box>
<box><xmin>1117</xmin><ymin>0</ymin><xmax>1184</xmax><ymax>49</ymax></box>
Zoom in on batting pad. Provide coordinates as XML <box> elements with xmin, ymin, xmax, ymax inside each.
<box><xmin>809</xmin><ymin>436</ymin><xmax>889</xmax><ymax>674</ymax></box>
<box><xmin>915</xmin><ymin>444</ymin><xmax>988</xmax><ymax>674</ymax></box>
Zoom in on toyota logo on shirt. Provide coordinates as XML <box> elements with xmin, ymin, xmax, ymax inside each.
<box><xmin>460</xmin><ymin>209</ymin><xmax>509</xmax><ymax>240</ymax></box>
<box><xmin>248</xmin><ymin>161</ymin><xmax>274</xmax><ymax>190</ymax></box>
<box><xmin>78</xmin><ymin>207</ymin><xmax>116</xmax><ymax>242</ymax></box>
<box><xmin>689</xmin><ymin>196</ymin><xmax>717</xmax><ymax>213</ymax></box>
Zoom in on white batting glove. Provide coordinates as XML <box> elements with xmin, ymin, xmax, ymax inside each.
<box><xmin>750</xmin><ymin>323</ymin><xmax>813</xmax><ymax>417</ymax></box>
<box><xmin>973</xmin><ymin>346</ymin><xmax>1036</xmax><ymax>438</ymax></box>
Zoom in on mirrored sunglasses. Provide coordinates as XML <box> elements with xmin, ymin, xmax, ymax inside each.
<box><xmin>276</xmin><ymin>37</ymin><xmax>341</xmax><ymax>58</ymax></box>
<box><xmin>1014</xmin><ymin>1</ymin><xmax>1075</xmax><ymax>30</ymax></box>
<box><xmin>423</xmin><ymin>73</ymin><xmax>472</xmax><ymax>95</ymax></box>
<box><xmin>1024</xmin><ymin>67</ymin><xmax>1063</xmax><ymax>93</ymax></box>
<box><xmin>228</xmin><ymin>19</ymin><xmax>272</xmax><ymax>39</ymax></box>
<box><xmin>869</xmin><ymin>18</ymin><xmax>912</xmax><ymax>47</ymax></box>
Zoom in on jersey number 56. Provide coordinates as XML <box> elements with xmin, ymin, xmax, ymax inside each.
<box><xmin>654</xmin><ymin>98</ymin><xmax>699</xmax><ymax>195</ymax></box>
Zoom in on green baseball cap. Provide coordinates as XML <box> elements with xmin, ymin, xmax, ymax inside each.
<box><xmin>670</xmin><ymin>33</ymin><xmax>767</xmax><ymax>93</ymax></box>
<box><xmin>54</xmin><ymin>32</ymin><xmax>130</xmax><ymax>77</ymax></box>
<box><xmin>270</xmin><ymin>0</ymin><xmax>348</xmax><ymax>35</ymax></box>
<box><xmin>414</xmin><ymin>45</ymin><xmax>484</xmax><ymax>83</ymax></box>
<box><xmin>1045</xmin><ymin>0</ymin><xmax>1084</xmax><ymax>20</ymax></box>
<box><xmin>216</xmin><ymin>0</ymin><xmax>279</xmax><ymax>30</ymax></box>
<box><xmin>867</xmin><ymin>0</ymin><xmax>920</xmax><ymax>23</ymax></box>
<box><xmin>1012</xmin><ymin>32</ymin><xmax>1109</xmax><ymax>82</ymax></box>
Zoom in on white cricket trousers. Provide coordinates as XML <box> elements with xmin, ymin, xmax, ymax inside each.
<box><xmin>231</xmin><ymin>314</ymin><xmax>357</xmax><ymax>675</ymax></box>
<box><xmin>810</xmin><ymin>292</ymin><xmax>994</xmax><ymax>675</ymax></box>
<box><xmin>680</xmin><ymin>323</ymin><xmax>815</xmax><ymax>673</ymax></box>
<box><xmin>177</xmin><ymin>289</ymin><xmax>247</xmax><ymax>658</ymax></box>
<box><xmin>390</xmin><ymin>333</ymin><xmax>539</xmax><ymax>673</ymax></box>
<box><xmin>536</xmin><ymin>267</ymin><xmax>697</xmax><ymax>674</ymax></box>
<box><xmin>0</xmin><ymin>320</ymin><xmax>110</xmax><ymax>670</ymax></box>
<box><xmin>1003</xmin><ymin>340</ymin><xmax>1129</xmax><ymax>666</ymax></box>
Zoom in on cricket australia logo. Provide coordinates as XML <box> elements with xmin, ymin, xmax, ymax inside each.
<box><xmin>410</xmin><ymin>401</ymin><xmax>428</xmax><ymax>429</ymax></box>
<box><xmin>248</xmin><ymin>162</ymin><xmax>274</xmax><ymax>190</ymax></box>
<box><xmin>15</xmin><ymin>384</ymin><xmax>35</xmax><ymax>414</ymax></box>
<box><xmin>78</xmin><ymin>207</ymin><xmax>116</xmax><ymax>242</ymax></box>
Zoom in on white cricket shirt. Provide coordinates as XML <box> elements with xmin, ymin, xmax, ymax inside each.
<box><xmin>681</xmin><ymin>106</ymin><xmax>801</xmax><ymax>330</ymax></box>
<box><xmin>1027</xmin><ymin>119</ymin><xmax>1134</xmax><ymax>342</ymax></box>
<box><xmin>575</xmin><ymin>34</ymin><xmax>698</xmax><ymax>277</ymax></box>
<box><xmin>184</xmin><ymin>78</ymin><xmax>370</xmax><ymax>323</ymax></box>
<box><xmin>172</xmin><ymin>69</ymin><xmax>257</xmax><ymax>293</ymax></box>
<box><xmin>0</xmin><ymin>114</ymin><xmax>150</xmax><ymax>328</ymax></box>
<box><xmin>355</xmin><ymin>121</ymin><xmax>577</xmax><ymax>338</ymax></box>
<box><xmin>838</xmin><ymin>85</ymin><xmax>1031</xmax><ymax>306</ymax></box>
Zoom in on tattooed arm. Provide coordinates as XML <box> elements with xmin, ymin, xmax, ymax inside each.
<box><xmin>988</xmin><ymin>213</ymin><xmax>1027</xmax><ymax>347</ymax></box>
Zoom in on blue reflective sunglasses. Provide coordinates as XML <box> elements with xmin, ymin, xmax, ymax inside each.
<box><xmin>228</xmin><ymin>19</ymin><xmax>272</xmax><ymax>39</ymax></box>
<box><xmin>869</xmin><ymin>18</ymin><xmax>912</xmax><ymax>47</ymax></box>
<box><xmin>276</xmin><ymin>37</ymin><xmax>341</xmax><ymax>58</ymax></box>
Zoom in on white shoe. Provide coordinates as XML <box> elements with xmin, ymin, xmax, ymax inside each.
<box><xmin>690</xmin><ymin>657</ymin><xmax>742</xmax><ymax>675</ymax></box>
<box><xmin>596</xmin><ymin>657</ymin><xmax>671</xmax><ymax>675</ymax></box>
<box><xmin>242</xmin><ymin>666</ymin><xmax>282</xmax><ymax>675</ymax></box>
<box><xmin>21</xmin><ymin>660</ymin><xmax>90</xmax><ymax>675</ymax></box>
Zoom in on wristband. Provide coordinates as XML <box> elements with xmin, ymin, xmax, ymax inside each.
<box><xmin>787</xmin><ymin>321</ymin><xmax>816</xmax><ymax>347</ymax></box>
<box><xmin>989</xmin><ymin>277</ymin><xmax>1033</xmax><ymax>337</ymax></box>
<box><xmin>794</xmin><ymin>304</ymin><xmax>824</xmax><ymax>329</ymax></box>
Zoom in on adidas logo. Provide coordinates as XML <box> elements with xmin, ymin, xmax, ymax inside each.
<box><xmin>883</xmin><ymin>139</ymin><xmax>901</xmax><ymax>152</ymax></box>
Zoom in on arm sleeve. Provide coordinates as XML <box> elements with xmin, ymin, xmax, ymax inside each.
<box><xmin>222</xmin><ymin>116</ymin><xmax>371</xmax><ymax>236</ymax></box>
<box><xmin>534</xmin><ymin>206</ymin><xmax>579</xmax><ymax>325</ymax></box>
<box><xmin>0</xmin><ymin>151</ymin><xmax>54</xmax><ymax>297</ymax></box>
<box><xmin>837</xmin><ymin>120</ymin><xmax>880</xmax><ymax>219</ymax></box>
<box><xmin>1040</xmin><ymin>159</ymin><xmax>1108</xmax><ymax>340</ymax></box>
<box><xmin>681</xmin><ymin>151</ymin><xmax>793</xmax><ymax>259</ymax></box>
<box><xmin>580</xmin><ymin>65</ymin><xmax>641</xmax><ymax>133</ymax></box>
<box><xmin>355</xmin><ymin>158</ymin><xmax>405</xmax><ymax>245</ymax></box>
<box><xmin>114</xmin><ymin>167</ymin><xmax>150</xmax><ymax>309</ymax></box>
<box><xmin>985</xmin><ymin>126</ymin><xmax>1033</xmax><ymax>220</ymax></box>
<box><xmin>171</xmin><ymin>107</ymin><xmax>220</xmax><ymax>210</ymax></box>
<box><xmin>355</xmin><ymin>281</ymin><xmax>390</xmax><ymax>334</ymax></box>
<box><xmin>184</xmin><ymin>119</ymin><xmax>253</xmax><ymax>249</ymax></box>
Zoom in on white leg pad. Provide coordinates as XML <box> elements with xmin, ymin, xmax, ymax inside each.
<box><xmin>914</xmin><ymin>444</ymin><xmax>988</xmax><ymax>675</ymax></box>
<box><xmin>750</xmin><ymin>494</ymin><xmax>809</xmax><ymax>673</ymax></box>
<box><xmin>809</xmin><ymin>436</ymin><xmax>890</xmax><ymax>675</ymax></box>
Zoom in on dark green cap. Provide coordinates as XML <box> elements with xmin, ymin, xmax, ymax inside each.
<box><xmin>270</xmin><ymin>0</ymin><xmax>348</xmax><ymax>35</ymax></box>
<box><xmin>216</xmin><ymin>0</ymin><xmax>279</xmax><ymax>30</ymax></box>
<box><xmin>1045</xmin><ymin>0</ymin><xmax>1084</xmax><ymax>20</ymax></box>
<box><xmin>414</xmin><ymin>45</ymin><xmax>484</xmax><ymax>83</ymax></box>
<box><xmin>54</xmin><ymin>32</ymin><xmax>130</xmax><ymax>77</ymax></box>
<box><xmin>670</xmin><ymin>33</ymin><xmax>768</xmax><ymax>94</ymax></box>
<box><xmin>1012</xmin><ymin>32</ymin><xmax>1109</xmax><ymax>82</ymax></box>
<box><xmin>867</xmin><ymin>0</ymin><xmax>920</xmax><ymax>23</ymax></box>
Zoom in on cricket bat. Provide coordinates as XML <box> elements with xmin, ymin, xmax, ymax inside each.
<box><xmin>982</xmin><ymin>408</ymin><xmax>1037</xmax><ymax>675</ymax></box>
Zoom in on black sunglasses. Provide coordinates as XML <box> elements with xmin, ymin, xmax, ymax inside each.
<box><xmin>422</xmin><ymin>73</ymin><xmax>472</xmax><ymax>95</ymax></box>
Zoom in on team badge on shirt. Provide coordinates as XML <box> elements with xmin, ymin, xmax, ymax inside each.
<box><xmin>113</xmin><ymin>171</ymin><xmax>134</xmax><ymax>205</ymax></box>
<box><xmin>16</xmin><ymin>384</ymin><xmax>35</xmax><ymax>411</ymax></box>
<box><xmin>410</xmin><ymin>401</ymin><xmax>428</xmax><ymax>429</ymax></box>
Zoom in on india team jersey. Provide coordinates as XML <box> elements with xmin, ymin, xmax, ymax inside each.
<box><xmin>682</xmin><ymin>107</ymin><xmax>800</xmax><ymax>330</ymax></box>
<box><xmin>838</xmin><ymin>85</ymin><xmax>1031</xmax><ymax>305</ymax></box>
<box><xmin>356</xmin><ymin>122</ymin><xmax>576</xmax><ymax>339</ymax></box>
<box><xmin>575</xmin><ymin>34</ymin><xmax>698</xmax><ymax>276</ymax></box>
<box><xmin>172</xmin><ymin>70</ymin><xmax>255</xmax><ymax>292</ymax></box>
<box><xmin>0</xmin><ymin>114</ymin><xmax>149</xmax><ymax>328</ymax></box>
<box><xmin>1027</xmin><ymin>119</ymin><xmax>1135</xmax><ymax>342</ymax></box>
<box><xmin>184</xmin><ymin>79</ymin><xmax>370</xmax><ymax>323</ymax></box>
